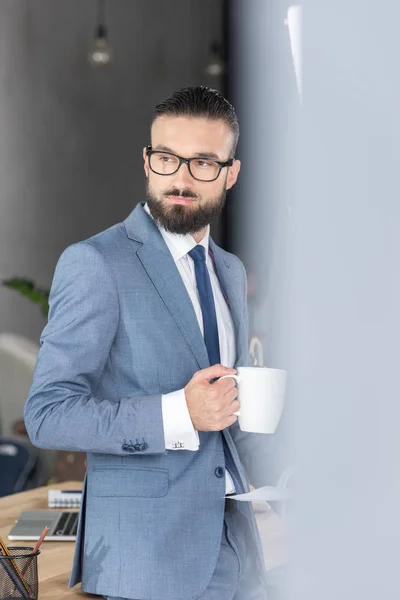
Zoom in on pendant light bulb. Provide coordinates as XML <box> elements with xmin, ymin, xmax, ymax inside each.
<box><xmin>205</xmin><ymin>43</ymin><xmax>225</xmax><ymax>77</ymax></box>
<box><xmin>88</xmin><ymin>24</ymin><xmax>112</xmax><ymax>66</ymax></box>
<box><xmin>88</xmin><ymin>1</ymin><xmax>112</xmax><ymax>67</ymax></box>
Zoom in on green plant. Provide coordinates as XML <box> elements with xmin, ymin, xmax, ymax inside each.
<box><xmin>2</xmin><ymin>277</ymin><xmax>49</xmax><ymax>318</ymax></box>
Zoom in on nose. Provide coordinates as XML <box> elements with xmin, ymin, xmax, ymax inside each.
<box><xmin>171</xmin><ymin>161</ymin><xmax>195</xmax><ymax>189</ymax></box>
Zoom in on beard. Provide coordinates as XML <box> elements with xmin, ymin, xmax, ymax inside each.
<box><xmin>145</xmin><ymin>182</ymin><xmax>227</xmax><ymax>235</ymax></box>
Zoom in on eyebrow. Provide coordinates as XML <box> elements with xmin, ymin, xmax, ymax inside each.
<box><xmin>154</xmin><ymin>145</ymin><xmax>222</xmax><ymax>161</ymax></box>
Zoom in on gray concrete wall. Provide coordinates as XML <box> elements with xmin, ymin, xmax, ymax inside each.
<box><xmin>0</xmin><ymin>0</ymin><xmax>224</xmax><ymax>343</ymax></box>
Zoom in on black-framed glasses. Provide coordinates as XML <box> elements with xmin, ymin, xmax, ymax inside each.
<box><xmin>146</xmin><ymin>145</ymin><xmax>234</xmax><ymax>182</ymax></box>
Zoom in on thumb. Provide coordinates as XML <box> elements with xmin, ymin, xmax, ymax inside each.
<box><xmin>196</xmin><ymin>364</ymin><xmax>236</xmax><ymax>383</ymax></box>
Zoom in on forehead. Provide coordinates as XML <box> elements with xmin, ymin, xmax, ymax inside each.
<box><xmin>151</xmin><ymin>115</ymin><xmax>233</xmax><ymax>158</ymax></box>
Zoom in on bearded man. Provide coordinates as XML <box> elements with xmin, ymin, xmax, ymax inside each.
<box><xmin>25</xmin><ymin>86</ymin><xmax>274</xmax><ymax>600</ymax></box>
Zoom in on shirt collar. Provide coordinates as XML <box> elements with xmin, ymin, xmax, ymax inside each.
<box><xmin>144</xmin><ymin>202</ymin><xmax>210</xmax><ymax>262</ymax></box>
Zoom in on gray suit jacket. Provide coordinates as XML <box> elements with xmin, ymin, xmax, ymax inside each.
<box><xmin>25</xmin><ymin>202</ymin><xmax>274</xmax><ymax>600</ymax></box>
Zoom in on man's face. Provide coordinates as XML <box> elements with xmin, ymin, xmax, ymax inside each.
<box><xmin>143</xmin><ymin>116</ymin><xmax>240</xmax><ymax>235</ymax></box>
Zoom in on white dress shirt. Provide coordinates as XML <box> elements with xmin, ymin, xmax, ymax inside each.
<box><xmin>143</xmin><ymin>203</ymin><xmax>237</xmax><ymax>494</ymax></box>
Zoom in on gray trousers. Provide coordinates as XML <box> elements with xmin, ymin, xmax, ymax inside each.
<box><xmin>105</xmin><ymin>500</ymin><xmax>267</xmax><ymax>600</ymax></box>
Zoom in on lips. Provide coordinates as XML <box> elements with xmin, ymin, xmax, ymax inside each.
<box><xmin>165</xmin><ymin>195</ymin><xmax>196</xmax><ymax>205</ymax></box>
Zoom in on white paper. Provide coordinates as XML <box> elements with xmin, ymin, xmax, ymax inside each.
<box><xmin>225</xmin><ymin>485</ymin><xmax>290</xmax><ymax>502</ymax></box>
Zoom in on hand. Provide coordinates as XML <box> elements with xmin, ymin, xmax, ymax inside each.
<box><xmin>184</xmin><ymin>364</ymin><xmax>240</xmax><ymax>432</ymax></box>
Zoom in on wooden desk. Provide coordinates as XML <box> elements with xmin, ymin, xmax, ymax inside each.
<box><xmin>0</xmin><ymin>482</ymin><xmax>286</xmax><ymax>599</ymax></box>
<box><xmin>0</xmin><ymin>481</ymin><xmax>95</xmax><ymax>599</ymax></box>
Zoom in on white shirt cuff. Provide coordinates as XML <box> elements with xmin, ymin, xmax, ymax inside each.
<box><xmin>161</xmin><ymin>388</ymin><xmax>200</xmax><ymax>451</ymax></box>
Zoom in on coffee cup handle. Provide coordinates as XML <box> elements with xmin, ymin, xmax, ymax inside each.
<box><xmin>218</xmin><ymin>375</ymin><xmax>241</xmax><ymax>416</ymax></box>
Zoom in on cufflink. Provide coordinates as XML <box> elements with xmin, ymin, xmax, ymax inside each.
<box><xmin>172</xmin><ymin>441</ymin><xmax>185</xmax><ymax>449</ymax></box>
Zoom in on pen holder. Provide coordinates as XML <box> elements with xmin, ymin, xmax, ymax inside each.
<box><xmin>0</xmin><ymin>547</ymin><xmax>39</xmax><ymax>600</ymax></box>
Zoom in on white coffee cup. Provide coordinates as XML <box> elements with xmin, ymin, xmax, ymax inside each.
<box><xmin>220</xmin><ymin>367</ymin><xmax>286</xmax><ymax>434</ymax></box>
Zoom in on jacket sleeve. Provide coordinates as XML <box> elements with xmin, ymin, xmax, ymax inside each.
<box><xmin>24</xmin><ymin>241</ymin><xmax>166</xmax><ymax>456</ymax></box>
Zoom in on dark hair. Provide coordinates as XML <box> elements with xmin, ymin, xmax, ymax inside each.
<box><xmin>152</xmin><ymin>86</ymin><xmax>239</xmax><ymax>156</ymax></box>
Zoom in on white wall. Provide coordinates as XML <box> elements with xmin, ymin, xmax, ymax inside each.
<box><xmin>230</xmin><ymin>0</ymin><xmax>400</xmax><ymax>596</ymax></box>
<box><xmin>289</xmin><ymin>2</ymin><xmax>400</xmax><ymax>597</ymax></box>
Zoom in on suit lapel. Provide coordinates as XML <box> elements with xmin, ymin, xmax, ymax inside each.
<box><xmin>125</xmin><ymin>203</ymin><xmax>209</xmax><ymax>370</ymax></box>
<box><xmin>124</xmin><ymin>203</ymin><xmax>247</xmax><ymax>370</ymax></box>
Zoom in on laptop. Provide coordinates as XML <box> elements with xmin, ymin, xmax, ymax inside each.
<box><xmin>8</xmin><ymin>510</ymin><xmax>79</xmax><ymax>541</ymax></box>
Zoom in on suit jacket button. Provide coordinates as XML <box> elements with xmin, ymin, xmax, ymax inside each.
<box><xmin>128</xmin><ymin>445</ymin><xmax>136</xmax><ymax>453</ymax></box>
<box><xmin>140</xmin><ymin>442</ymin><xmax>148</xmax><ymax>451</ymax></box>
<box><xmin>122</xmin><ymin>443</ymin><xmax>129</xmax><ymax>451</ymax></box>
<box><xmin>133</xmin><ymin>444</ymin><xmax>141</xmax><ymax>451</ymax></box>
<box><xmin>215</xmin><ymin>467</ymin><xmax>225</xmax><ymax>478</ymax></box>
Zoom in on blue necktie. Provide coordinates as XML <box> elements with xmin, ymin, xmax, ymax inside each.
<box><xmin>188</xmin><ymin>245</ymin><xmax>221</xmax><ymax>366</ymax></box>
<box><xmin>189</xmin><ymin>245</ymin><xmax>245</xmax><ymax>496</ymax></box>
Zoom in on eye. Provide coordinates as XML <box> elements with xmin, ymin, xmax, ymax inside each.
<box><xmin>192</xmin><ymin>159</ymin><xmax>215</xmax><ymax>169</ymax></box>
<box><xmin>157</xmin><ymin>154</ymin><xmax>177</xmax><ymax>163</ymax></box>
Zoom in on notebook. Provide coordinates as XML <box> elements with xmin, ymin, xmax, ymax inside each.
<box><xmin>8</xmin><ymin>510</ymin><xmax>79</xmax><ymax>541</ymax></box>
<box><xmin>48</xmin><ymin>489</ymin><xmax>82</xmax><ymax>508</ymax></box>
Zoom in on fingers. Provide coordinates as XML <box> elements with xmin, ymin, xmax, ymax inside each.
<box><xmin>226</xmin><ymin>386</ymin><xmax>238</xmax><ymax>402</ymax></box>
<box><xmin>228</xmin><ymin>399</ymin><xmax>240</xmax><ymax>414</ymax></box>
<box><xmin>214</xmin><ymin>377</ymin><xmax>237</xmax><ymax>394</ymax></box>
<box><xmin>197</xmin><ymin>364</ymin><xmax>236</xmax><ymax>383</ymax></box>
<box><xmin>217</xmin><ymin>395</ymin><xmax>240</xmax><ymax>417</ymax></box>
<box><xmin>225</xmin><ymin>414</ymin><xmax>238</xmax><ymax>427</ymax></box>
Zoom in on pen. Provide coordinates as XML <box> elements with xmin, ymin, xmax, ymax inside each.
<box><xmin>10</xmin><ymin>526</ymin><xmax>49</xmax><ymax>595</ymax></box>
<box><xmin>0</xmin><ymin>558</ymin><xmax>27</xmax><ymax>598</ymax></box>
<box><xmin>0</xmin><ymin>535</ymin><xmax>31</xmax><ymax>597</ymax></box>
<box><xmin>21</xmin><ymin>526</ymin><xmax>48</xmax><ymax>576</ymax></box>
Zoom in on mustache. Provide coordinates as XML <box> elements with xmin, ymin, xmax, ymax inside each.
<box><xmin>164</xmin><ymin>189</ymin><xmax>198</xmax><ymax>199</ymax></box>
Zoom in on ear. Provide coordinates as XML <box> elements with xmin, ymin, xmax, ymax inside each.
<box><xmin>143</xmin><ymin>147</ymin><xmax>149</xmax><ymax>178</ymax></box>
<box><xmin>226</xmin><ymin>159</ymin><xmax>241</xmax><ymax>191</ymax></box>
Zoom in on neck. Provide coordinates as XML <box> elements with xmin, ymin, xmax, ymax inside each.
<box><xmin>191</xmin><ymin>227</ymin><xmax>208</xmax><ymax>244</ymax></box>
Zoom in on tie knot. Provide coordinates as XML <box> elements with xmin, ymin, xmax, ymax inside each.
<box><xmin>188</xmin><ymin>245</ymin><xmax>206</xmax><ymax>263</ymax></box>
